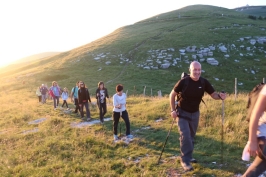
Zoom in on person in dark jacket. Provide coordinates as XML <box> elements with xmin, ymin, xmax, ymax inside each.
<box><xmin>169</xmin><ymin>61</ymin><xmax>226</xmax><ymax>171</ymax></box>
<box><xmin>78</xmin><ymin>81</ymin><xmax>91</xmax><ymax>121</ymax></box>
<box><xmin>96</xmin><ymin>81</ymin><xmax>110</xmax><ymax>123</ymax></box>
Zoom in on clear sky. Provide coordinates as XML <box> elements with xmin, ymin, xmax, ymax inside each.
<box><xmin>0</xmin><ymin>0</ymin><xmax>264</xmax><ymax>68</ymax></box>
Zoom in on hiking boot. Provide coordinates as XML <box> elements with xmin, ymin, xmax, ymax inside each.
<box><xmin>87</xmin><ymin>117</ymin><xmax>91</xmax><ymax>121</ymax></box>
<box><xmin>114</xmin><ymin>135</ymin><xmax>119</xmax><ymax>140</ymax></box>
<box><xmin>177</xmin><ymin>156</ymin><xmax>197</xmax><ymax>163</ymax></box>
<box><xmin>180</xmin><ymin>161</ymin><xmax>193</xmax><ymax>172</ymax></box>
<box><xmin>127</xmin><ymin>134</ymin><xmax>134</xmax><ymax>139</ymax></box>
<box><xmin>190</xmin><ymin>158</ymin><xmax>197</xmax><ymax>163</ymax></box>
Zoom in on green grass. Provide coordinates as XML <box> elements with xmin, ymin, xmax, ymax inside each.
<box><xmin>0</xmin><ymin>83</ymin><xmax>255</xmax><ymax>176</ymax></box>
<box><xmin>0</xmin><ymin>5</ymin><xmax>266</xmax><ymax>176</ymax></box>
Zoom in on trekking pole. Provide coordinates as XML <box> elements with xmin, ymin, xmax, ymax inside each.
<box><xmin>120</xmin><ymin>110</ymin><xmax>122</xmax><ymax>137</ymax></box>
<box><xmin>157</xmin><ymin>119</ymin><xmax>175</xmax><ymax>164</ymax></box>
<box><xmin>221</xmin><ymin>91</ymin><xmax>225</xmax><ymax>164</ymax></box>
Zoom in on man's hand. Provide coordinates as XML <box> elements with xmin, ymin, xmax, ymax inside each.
<box><xmin>219</xmin><ymin>92</ymin><xmax>226</xmax><ymax>100</ymax></box>
<box><xmin>171</xmin><ymin>110</ymin><xmax>178</xmax><ymax>120</ymax></box>
<box><xmin>248</xmin><ymin>141</ymin><xmax>258</xmax><ymax>157</ymax></box>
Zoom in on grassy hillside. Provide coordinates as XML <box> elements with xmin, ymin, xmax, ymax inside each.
<box><xmin>1</xmin><ymin>5</ymin><xmax>265</xmax><ymax>97</ymax></box>
<box><xmin>14</xmin><ymin>52</ymin><xmax>60</xmax><ymax>64</ymax></box>
<box><xmin>0</xmin><ymin>86</ymin><xmax>255</xmax><ymax>176</ymax></box>
<box><xmin>1</xmin><ymin>5</ymin><xmax>266</xmax><ymax>176</ymax></box>
<box><xmin>0</xmin><ymin>52</ymin><xmax>60</xmax><ymax>77</ymax></box>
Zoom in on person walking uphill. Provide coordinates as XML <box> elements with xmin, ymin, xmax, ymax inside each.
<box><xmin>50</xmin><ymin>81</ymin><xmax>61</xmax><ymax>110</ymax></box>
<box><xmin>169</xmin><ymin>61</ymin><xmax>226</xmax><ymax>172</ymax></box>
<box><xmin>61</xmin><ymin>87</ymin><xmax>69</xmax><ymax>109</ymax></box>
<box><xmin>78</xmin><ymin>81</ymin><xmax>92</xmax><ymax>121</ymax></box>
<box><xmin>40</xmin><ymin>84</ymin><xmax>48</xmax><ymax>104</ymax></box>
<box><xmin>71</xmin><ymin>81</ymin><xmax>80</xmax><ymax>114</ymax></box>
<box><xmin>36</xmin><ymin>86</ymin><xmax>42</xmax><ymax>103</ymax></box>
<box><xmin>112</xmin><ymin>84</ymin><xmax>133</xmax><ymax>140</ymax></box>
<box><xmin>96</xmin><ymin>81</ymin><xmax>110</xmax><ymax>123</ymax></box>
<box><xmin>242</xmin><ymin>85</ymin><xmax>266</xmax><ymax>177</ymax></box>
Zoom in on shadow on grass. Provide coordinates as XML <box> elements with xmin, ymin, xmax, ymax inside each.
<box><xmin>125</xmin><ymin>120</ymin><xmax>248</xmax><ymax>176</ymax></box>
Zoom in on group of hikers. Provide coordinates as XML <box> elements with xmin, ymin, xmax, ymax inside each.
<box><xmin>35</xmin><ymin>80</ymin><xmax>134</xmax><ymax>141</ymax></box>
<box><xmin>36</xmin><ymin>82</ymin><xmax>70</xmax><ymax>110</ymax></box>
<box><xmin>35</xmin><ymin>61</ymin><xmax>265</xmax><ymax>176</ymax></box>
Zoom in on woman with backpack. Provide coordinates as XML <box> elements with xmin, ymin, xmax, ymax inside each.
<box><xmin>242</xmin><ymin>84</ymin><xmax>266</xmax><ymax>176</ymax></box>
<box><xmin>78</xmin><ymin>81</ymin><xmax>92</xmax><ymax>121</ymax></box>
<box><xmin>95</xmin><ymin>81</ymin><xmax>110</xmax><ymax>123</ymax></box>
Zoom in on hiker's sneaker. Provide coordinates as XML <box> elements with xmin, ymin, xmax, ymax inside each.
<box><xmin>190</xmin><ymin>158</ymin><xmax>197</xmax><ymax>163</ymax></box>
<box><xmin>127</xmin><ymin>134</ymin><xmax>134</xmax><ymax>139</ymax></box>
<box><xmin>180</xmin><ymin>161</ymin><xmax>193</xmax><ymax>172</ymax></box>
<box><xmin>100</xmin><ymin>119</ymin><xmax>104</xmax><ymax>123</ymax></box>
<box><xmin>114</xmin><ymin>135</ymin><xmax>119</xmax><ymax>140</ymax></box>
<box><xmin>87</xmin><ymin>117</ymin><xmax>91</xmax><ymax>121</ymax></box>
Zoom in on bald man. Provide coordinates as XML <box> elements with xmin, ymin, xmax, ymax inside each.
<box><xmin>169</xmin><ymin>61</ymin><xmax>226</xmax><ymax>171</ymax></box>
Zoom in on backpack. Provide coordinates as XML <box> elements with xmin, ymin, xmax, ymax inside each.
<box><xmin>176</xmin><ymin>72</ymin><xmax>206</xmax><ymax>108</ymax></box>
<box><xmin>246</xmin><ymin>83</ymin><xmax>265</xmax><ymax>121</ymax></box>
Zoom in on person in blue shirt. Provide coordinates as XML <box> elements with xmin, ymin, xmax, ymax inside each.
<box><xmin>71</xmin><ymin>81</ymin><xmax>80</xmax><ymax>114</ymax></box>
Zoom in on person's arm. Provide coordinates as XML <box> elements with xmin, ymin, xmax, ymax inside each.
<box><xmin>95</xmin><ymin>89</ymin><xmax>98</xmax><ymax>99</ymax></box>
<box><xmin>70</xmin><ymin>88</ymin><xmax>74</xmax><ymax>100</ymax></box>
<box><xmin>78</xmin><ymin>90</ymin><xmax>82</xmax><ymax>104</ymax></box>
<box><xmin>87</xmin><ymin>90</ymin><xmax>91</xmax><ymax>102</ymax></box>
<box><xmin>105</xmin><ymin>89</ymin><xmax>110</xmax><ymax>103</ymax></box>
<box><xmin>113</xmin><ymin>95</ymin><xmax>120</xmax><ymax>108</ymax></box>
<box><xmin>248</xmin><ymin>93</ymin><xmax>266</xmax><ymax>156</ymax></box>
<box><xmin>169</xmin><ymin>90</ymin><xmax>178</xmax><ymax>119</ymax></box>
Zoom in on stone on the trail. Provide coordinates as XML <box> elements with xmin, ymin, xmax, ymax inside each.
<box><xmin>21</xmin><ymin>128</ymin><xmax>39</xmax><ymax>135</ymax></box>
<box><xmin>28</xmin><ymin>118</ymin><xmax>47</xmax><ymax>124</ymax></box>
<box><xmin>71</xmin><ymin>118</ymin><xmax>112</xmax><ymax>128</ymax></box>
